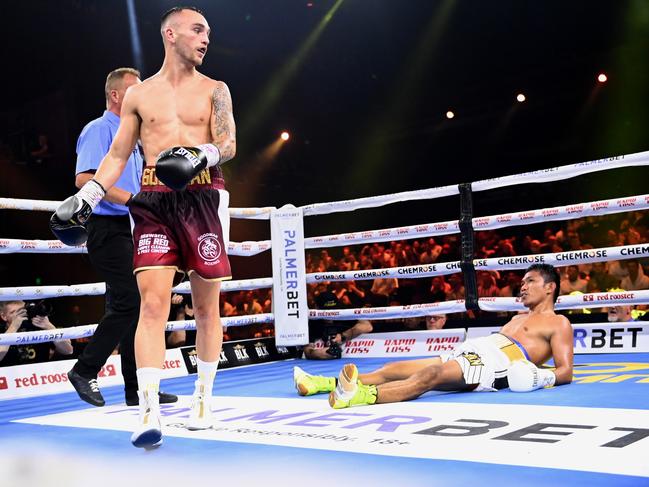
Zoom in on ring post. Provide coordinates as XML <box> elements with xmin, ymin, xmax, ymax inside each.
<box><xmin>270</xmin><ymin>204</ymin><xmax>309</xmax><ymax>346</ymax></box>
<box><xmin>459</xmin><ymin>183</ymin><xmax>479</xmax><ymax>311</ymax></box>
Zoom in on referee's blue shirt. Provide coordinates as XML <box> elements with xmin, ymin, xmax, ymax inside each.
<box><xmin>75</xmin><ymin>110</ymin><xmax>143</xmax><ymax>216</ymax></box>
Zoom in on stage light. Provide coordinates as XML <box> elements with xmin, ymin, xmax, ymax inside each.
<box><xmin>281</xmin><ymin>131</ymin><xmax>290</xmax><ymax>141</ymax></box>
<box><xmin>516</xmin><ymin>93</ymin><xmax>526</xmax><ymax>103</ymax></box>
<box><xmin>126</xmin><ymin>0</ymin><xmax>144</xmax><ymax>72</ymax></box>
<box><xmin>446</xmin><ymin>110</ymin><xmax>454</xmax><ymax>119</ymax></box>
<box><xmin>597</xmin><ymin>73</ymin><xmax>608</xmax><ymax>83</ymax></box>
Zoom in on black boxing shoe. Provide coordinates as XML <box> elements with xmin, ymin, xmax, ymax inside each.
<box><xmin>125</xmin><ymin>391</ymin><xmax>178</xmax><ymax>406</ymax></box>
<box><xmin>67</xmin><ymin>369</ymin><xmax>105</xmax><ymax>407</ymax></box>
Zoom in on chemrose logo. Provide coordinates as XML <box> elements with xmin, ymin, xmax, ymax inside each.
<box><xmin>198</xmin><ymin>233</ymin><xmax>222</xmax><ymax>262</ymax></box>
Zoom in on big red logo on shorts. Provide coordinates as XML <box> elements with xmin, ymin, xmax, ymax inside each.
<box><xmin>198</xmin><ymin>233</ymin><xmax>222</xmax><ymax>262</ymax></box>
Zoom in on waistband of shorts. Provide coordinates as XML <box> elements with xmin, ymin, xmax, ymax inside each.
<box><xmin>140</xmin><ymin>166</ymin><xmax>225</xmax><ymax>192</ymax></box>
<box><xmin>489</xmin><ymin>333</ymin><xmax>530</xmax><ymax>362</ymax></box>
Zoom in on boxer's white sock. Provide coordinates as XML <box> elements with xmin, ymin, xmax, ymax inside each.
<box><xmin>195</xmin><ymin>357</ymin><xmax>218</xmax><ymax>396</ymax></box>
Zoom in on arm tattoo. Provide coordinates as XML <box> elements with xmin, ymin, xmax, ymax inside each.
<box><xmin>212</xmin><ymin>83</ymin><xmax>236</xmax><ymax>162</ymax></box>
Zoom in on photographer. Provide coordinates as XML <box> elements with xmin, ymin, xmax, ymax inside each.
<box><xmin>0</xmin><ymin>300</ymin><xmax>73</xmax><ymax>366</ymax></box>
<box><xmin>303</xmin><ymin>285</ymin><xmax>373</xmax><ymax>360</ymax></box>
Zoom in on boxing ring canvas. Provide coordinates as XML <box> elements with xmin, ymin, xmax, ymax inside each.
<box><xmin>3</xmin><ymin>150</ymin><xmax>649</xmax><ymax>486</ymax></box>
<box><xmin>2</xmin><ymin>353</ymin><xmax>648</xmax><ymax>486</ymax></box>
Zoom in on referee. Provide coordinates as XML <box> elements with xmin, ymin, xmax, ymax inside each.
<box><xmin>67</xmin><ymin>67</ymin><xmax>177</xmax><ymax>407</ymax></box>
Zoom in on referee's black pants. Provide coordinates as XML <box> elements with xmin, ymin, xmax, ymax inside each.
<box><xmin>72</xmin><ymin>214</ymin><xmax>139</xmax><ymax>395</ymax></box>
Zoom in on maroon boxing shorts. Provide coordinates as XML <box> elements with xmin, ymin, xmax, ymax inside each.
<box><xmin>129</xmin><ymin>166</ymin><xmax>231</xmax><ymax>284</ymax></box>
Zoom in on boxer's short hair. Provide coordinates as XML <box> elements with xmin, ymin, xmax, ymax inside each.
<box><xmin>161</xmin><ymin>6</ymin><xmax>203</xmax><ymax>27</ymax></box>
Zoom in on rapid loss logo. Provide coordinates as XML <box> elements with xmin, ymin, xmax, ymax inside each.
<box><xmin>384</xmin><ymin>338</ymin><xmax>416</xmax><ymax>354</ymax></box>
<box><xmin>344</xmin><ymin>339</ymin><xmax>374</xmax><ymax>354</ymax></box>
<box><xmin>0</xmin><ymin>376</ymin><xmax>8</xmax><ymax>390</ymax></box>
<box><xmin>198</xmin><ymin>233</ymin><xmax>222</xmax><ymax>263</ymax></box>
<box><xmin>426</xmin><ymin>335</ymin><xmax>461</xmax><ymax>352</ymax></box>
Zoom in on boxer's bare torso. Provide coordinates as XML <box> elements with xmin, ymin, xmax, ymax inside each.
<box><xmin>500</xmin><ymin>311</ymin><xmax>570</xmax><ymax>365</ymax></box>
<box><xmin>124</xmin><ymin>73</ymin><xmax>230</xmax><ymax>165</ymax></box>
<box><xmin>117</xmin><ymin>72</ymin><xmax>232</xmax><ymax>166</ymax></box>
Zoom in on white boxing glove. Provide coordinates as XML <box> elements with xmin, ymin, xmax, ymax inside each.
<box><xmin>508</xmin><ymin>359</ymin><xmax>556</xmax><ymax>392</ymax></box>
<box><xmin>196</xmin><ymin>143</ymin><xmax>222</xmax><ymax>168</ymax></box>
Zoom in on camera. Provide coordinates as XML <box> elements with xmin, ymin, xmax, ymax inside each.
<box><xmin>25</xmin><ymin>300</ymin><xmax>53</xmax><ymax>320</ymax></box>
<box><xmin>325</xmin><ymin>340</ymin><xmax>342</xmax><ymax>359</ymax></box>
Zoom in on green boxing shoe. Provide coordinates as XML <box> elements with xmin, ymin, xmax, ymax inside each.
<box><xmin>328</xmin><ymin>363</ymin><xmax>377</xmax><ymax>409</ymax></box>
<box><xmin>293</xmin><ymin>366</ymin><xmax>336</xmax><ymax>396</ymax></box>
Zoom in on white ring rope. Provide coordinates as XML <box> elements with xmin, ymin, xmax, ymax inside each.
<box><xmin>4</xmin><ymin>193</ymin><xmax>647</xmax><ymax>255</ymax></box>
<box><xmin>308</xmin><ymin>290</ymin><xmax>649</xmax><ymax>321</ymax></box>
<box><xmin>0</xmin><ymin>238</ymin><xmax>271</xmax><ymax>256</ymax></box>
<box><xmin>0</xmin><ymin>314</ymin><xmax>275</xmax><ymax>346</ymax></box>
<box><xmin>0</xmin><ymin>197</ymin><xmax>275</xmax><ymax>220</ymax></box>
<box><xmin>4</xmin><ymin>149</ymin><xmax>649</xmax><ymax>221</ymax></box>
<box><xmin>309</xmin><ymin>301</ymin><xmax>467</xmax><ymax>320</ymax></box>
<box><xmin>305</xmin><ymin>220</ymin><xmax>460</xmax><ymax>249</ymax></box>
<box><xmin>472</xmin><ymin>150</ymin><xmax>649</xmax><ymax>192</ymax></box>
<box><xmin>480</xmin><ymin>290</ymin><xmax>649</xmax><ymax>312</ymax></box>
<box><xmin>303</xmin><ymin>150</ymin><xmax>649</xmax><ymax>215</ymax></box>
<box><xmin>308</xmin><ymin>264</ymin><xmax>457</xmax><ymax>283</ymax></box>
<box><xmin>0</xmin><ymin>277</ymin><xmax>275</xmax><ymax>301</ymax></box>
<box><xmin>304</xmin><ymin>193</ymin><xmax>649</xmax><ymax>249</ymax></box>
<box><xmin>6</xmin><ymin>289</ymin><xmax>649</xmax><ymax>346</ymax></box>
<box><xmin>6</xmin><ymin>242</ymin><xmax>647</xmax><ymax>301</ymax></box>
<box><xmin>301</xmin><ymin>185</ymin><xmax>459</xmax><ymax>217</ymax></box>
<box><xmin>473</xmin><ymin>194</ymin><xmax>649</xmax><ymax>231</ymax></box>
<box><xmin>476</xmin><ymin>243</ymin><xmax>649</xmax><ymax>270</ymax></box>
<box><xmin>305</xmin><ymin>243</ymin><xmax>649</xmax><ymax>282</ymax></box>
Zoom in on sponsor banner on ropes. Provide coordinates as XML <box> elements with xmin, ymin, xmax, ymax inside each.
<box><xmin>341</xmin><ymin>330</ymin><xmax>466</xmax><ymax>358</ymax></box>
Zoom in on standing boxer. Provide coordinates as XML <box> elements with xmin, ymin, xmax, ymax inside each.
<box><xmin>51</xmin><ymin>6</ymin><xmax>235</xmax><ymax>448</ymax></box>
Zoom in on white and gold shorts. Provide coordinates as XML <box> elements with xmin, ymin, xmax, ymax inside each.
<box><xmin>442</xmin><ymin>333</ymin><xmax>528</xmax><ymax>392</ymax></box>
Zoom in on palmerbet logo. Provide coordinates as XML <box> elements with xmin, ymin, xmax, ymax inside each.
<box><xmin>17</xmin><ymin>395</ymin><xmax>649</xmax><ymax>476</ymax></box>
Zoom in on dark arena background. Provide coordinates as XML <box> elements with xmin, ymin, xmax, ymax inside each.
<box><xmin>1</xmin><ymin>2</ymin><xmax>649</xmax><ymax>485</ymax></box>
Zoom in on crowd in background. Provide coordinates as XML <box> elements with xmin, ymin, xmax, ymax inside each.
<box><xmin>2</xmin><ymin>210</ymin><xmax>649</xmax><ymax>365</ymax></box>
<box><xmin>304</xmin><ymin>210</ymin><xmax>649</xmax><ymax>308</ymax></box>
